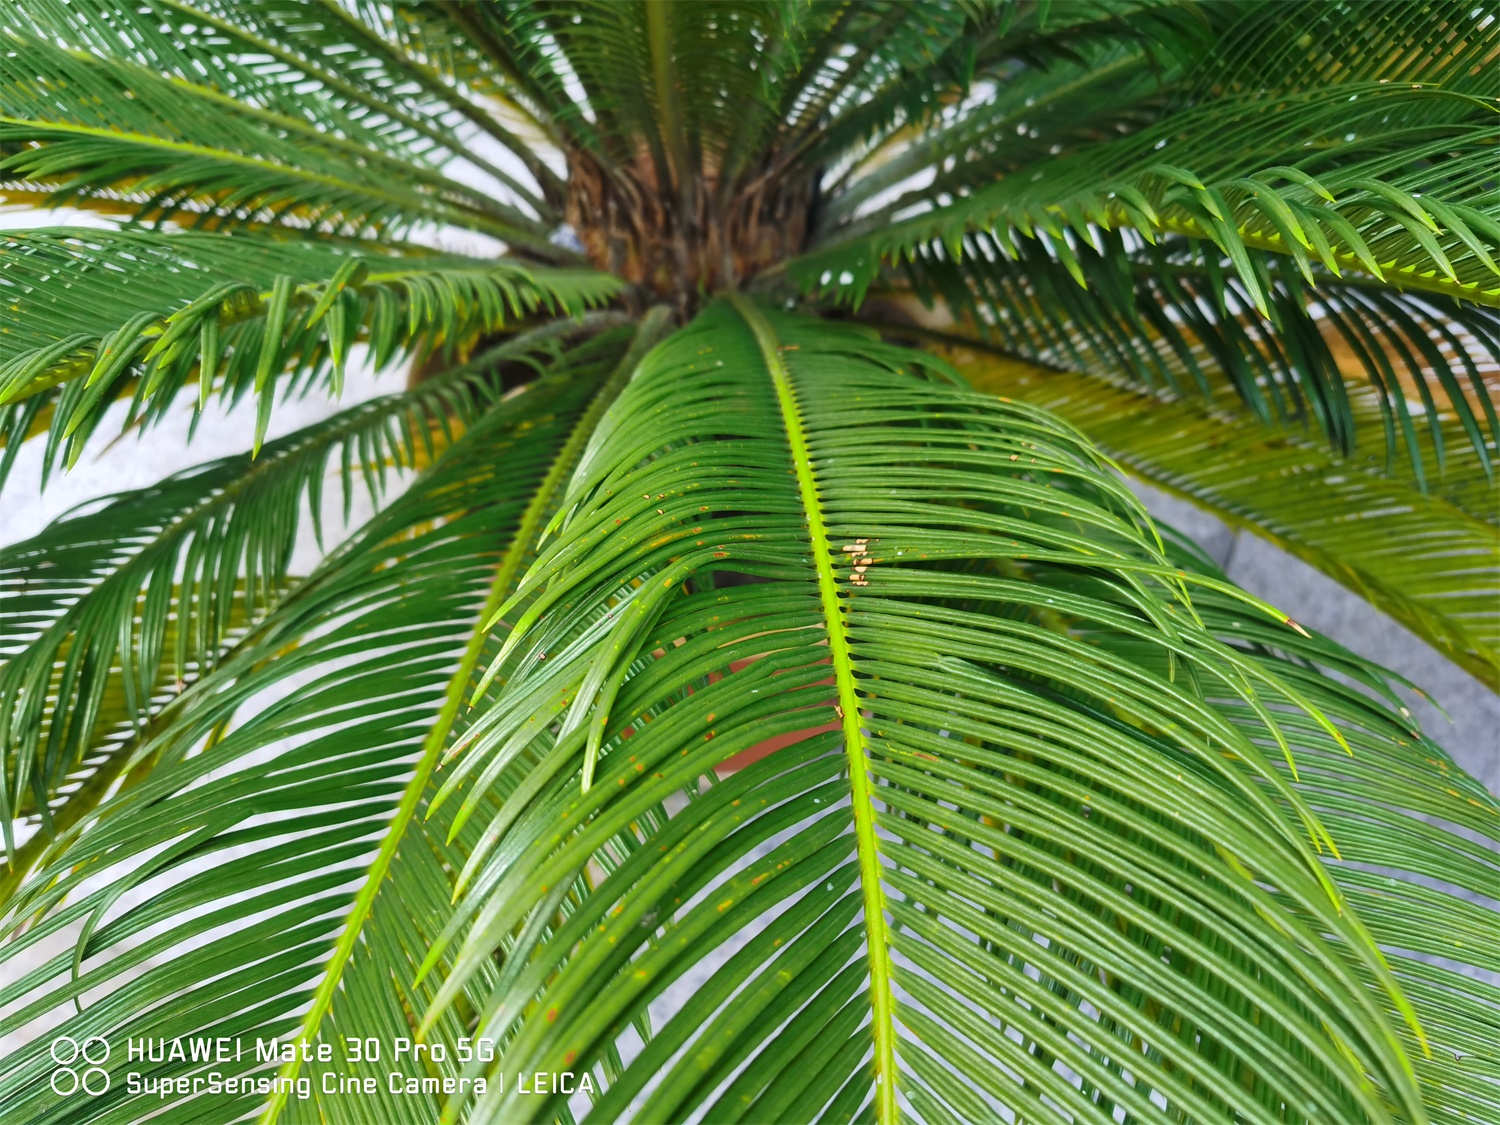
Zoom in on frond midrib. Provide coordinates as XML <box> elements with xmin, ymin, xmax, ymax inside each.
<box><xmin>727</xmin><ymin>293</ymin><xmax>899</xmax><ymax>1124</ymax></box>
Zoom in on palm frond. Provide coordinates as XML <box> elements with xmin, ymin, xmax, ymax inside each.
<box><xmin>0</xmin><ymin>325</ymin><xmax>603</xmax><ymax>855</ymax></box>
<box><xmin>414</xmin><ymin>302</ymin><xmax>1487</xmax><ymax>1123</ymax></box>
<box><xmin>762</xmin><ymin>0</ymin><xmax>984</xmax><ymax>166</ymax></box>
<box><xmin>8</xmin><ymin>0</ymin><xmax>439</xmax><ymax>162</ymax></box>
<box><xmin>820</xmin><ymin>37</ymin><xmax>1171</xmax><ymax>234</ymax></box>
<box><xmin>1125</xmin><ymin>537</ymin><xmax>1500</xmax><ymax>1123</ymax></box>
<box><xmin>2</xmin><ymin>1</ymin><xmax>560</xmax><ymax>216</ymax></box>
<box><xmin>787</xmin><ymin>0</ymin><xmax>1225</xmax><ymax>210</ymax></box>
<box><xmin>372</xmin><ymin>0</ymin><xmax>597</xmax><ymax>167</ymax></box>
<box><xmin>946</xmin><ymin>348</ymin><xmax>1500</xmax><ymax>687</ymax></box>
<box><xmin>0</xmin><ymin>228</ymin><xmax>621</xmax><ymax>473</ymax></box>
<box><xmin>0</xmin><ymin>338</ymin><xmax>630</xmax><ymax>1125</ymax></box>
<box><xmin>259</xmin><ymin>310</ymin><xmax>670</xmax><ymax>1123</ymax></box>
<box><xmin>299</xmin><ymin>0</ymin><xmax>571</xmax><ymax>204</ymax></box>
<box><xmin>432</xmin><ymin>0</ymin><xmax>996</xmax><ymax>220</ymax></box>
<box><xmin>798</xmin><ymin>58</ymin><xmax>1500</xmax><ymax>309</ymax></box>
<box><xmin>882</xmin><ymin>231</ymin><xmax>1500</xmax><ymax>480</ymax></box>
<box><xmin>0</xmin><ymin>5</ymin><xmax>1495</xmax><ymax>1124</ymax></box>
<box><xmin>804</xmin><ymin>0</ymin><xmax>1500</xmax><ymax>313</ymax></box>
<box><xmin>1196</xmin><ymin>0</ymin><xmax>1498</xmax><ymax>98</ymax></box>
<box><xmin>0</xmin><ymin>30</ymin><xmax>554</xmax><ymax>246</ymax></box>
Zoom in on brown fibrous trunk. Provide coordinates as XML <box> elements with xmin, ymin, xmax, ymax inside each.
<box><xmin>566</xmin><ymin>149</ymin><xmax>817</xmax><ymax>317</ymax></box>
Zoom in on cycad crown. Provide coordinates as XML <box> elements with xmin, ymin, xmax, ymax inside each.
<box><xmin>0</xmin><ymin>4</ymin><xmax>1497</xmax><ymax>1125</ymax></box>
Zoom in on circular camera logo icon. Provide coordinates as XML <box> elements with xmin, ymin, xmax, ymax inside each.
<box><xmin>49</xmin><ymin>1036</ymin><xmax>110</xmax><ymax>1095</ymax></box>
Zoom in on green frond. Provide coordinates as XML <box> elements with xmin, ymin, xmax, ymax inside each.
<box><xmin>0</xmin><ymin>30</ymin><xmax>556</xmax><ymax>246</ymax></box>
<box><xmin>428</xmin><ymin>0</ymin><xmax>998</xmax><ymax>211</ymax></box>
<box><xmin>297</xmin><ymin>0</ymin><xmax>570</xmax><ymax>204</ymax></box>
<box><xmin>358</xmin><ymin>0</ymin><xmax>591</xmax><ymax>169</ymax></box>
<box><xmin>1195</xmin><ymin>0</ymin><xmax>1499</xmax><ymax>99</ymax></box>
<box><xmin>821</xmin><ymin>38</ymin><xmax>1170</xmax><ymax>233</ymax></box>
<box><xmin>887</xmin><ymin>230</ymin><xmax>1500</xmax><ymax>479</ymax></box>
<box><xmin>793</xmin><ymin>0</ymin><xmax>1226</xmax><ymax>203</ymax></box>
<box><xmin>0</xmin><ymin>5</ymin><xmax>1496</xmax><ymax>1124</ymax></box>
<box><xmin>0</xmin><ymin>228</ymin><xmax>621</xmax><ymax>472</ymax></box>
<box><xmin>1147</xmin><ymin>541</ymin><xmax>1500</xmax><ymax>1123</ymax></box>
<box><xmin>0</xmin><ymin>327</ymin><xmax>594</xmax><ymax>857</ymax></box>
<box><xmin>800</xmin><ymin>83</ymin><xmax>1500</xmax><ymax>311</ymax></box>
<box><xmin>948</xmin><ymin>349</ymin><xmax>1500</xmax><ymax>687</ymax></box>
<box><xmin>258</xmin><ymin>310</ymin><xmax>670</xmax><ymax>1125</ymax></box>
<box><xmin>766</xmin><ymin>0</ymin><xmax>984</xmax><ymax>161</ymax></box>
<box><xmin>415</xmin><ymin>302</ymin><xmax>1482</xmax><ymax>1124</ymax></box>
<box><xmin>3</xmin><ymin>0</ymin><xmax>560</xmax><ymax>215</ymax></box>
<box><xmin>0</xmin><ymin>341</ymin><xmax>630</xmax><ymax>1125</ymax></box>
<box><xmin>8</xmin><ymin>0</ymin><xmax>441</xmax><ymax>163</ymax></box>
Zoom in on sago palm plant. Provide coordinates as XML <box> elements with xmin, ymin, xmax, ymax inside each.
<box><xmin>1</xmin><ymin>2</ymin><xmax>1497</xmax><ymax>1123</ymax></box>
